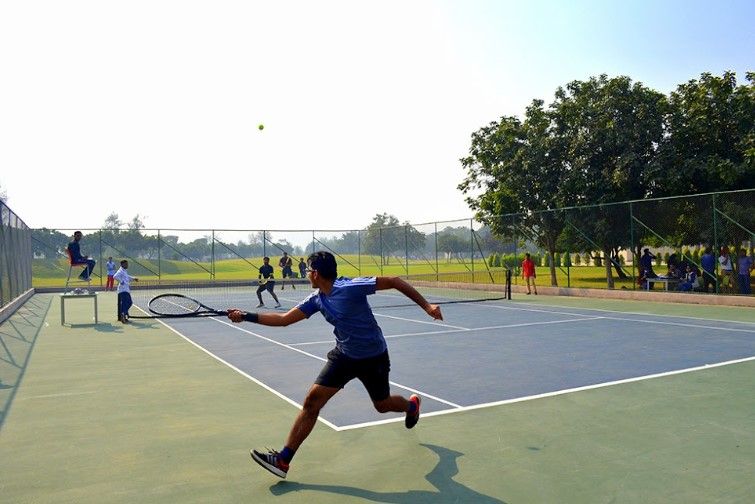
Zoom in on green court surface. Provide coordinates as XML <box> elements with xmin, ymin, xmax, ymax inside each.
<box><xmin>1</xmin><ymin>293</ymin><xmax>753</xmax><ymax>503</ymax></box>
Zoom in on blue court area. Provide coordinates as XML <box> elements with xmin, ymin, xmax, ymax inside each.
<box><xmin>133</xmin><ymin>288</ymin><xmax>755</xmax><ymax>430</ymax></box>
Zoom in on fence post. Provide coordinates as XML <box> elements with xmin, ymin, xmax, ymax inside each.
<box><xmin>379</xmin><ymin>228</ymin><xmax>383</xmax><ymax>275</ymax></box>
<box><xmin>405</xmin><ymin>225</ymin><xmax>409</xmax><ymax>276</ymax></box>
<box><xmin>98</xmin><ymin>230</ymin><xmax>103</xmax><ymax>287</ymax></box>
<box><xmin>630</xmin><ymin>202</ymin><xmax>636</xmax><ymax>290</ymax></box>
<box><xmin>470</xmin><ymin>219</ymin><xmax>474</xmax><ymax>283</ymax></box>
<box><xmin>434</xmin><ymin>222</ymin><xmax>438</xmax><ymax>281</ymax></box>
<box><xmin>158</xmin><ymin>230</ymin><xmax>162</xmax><ymax>279</ymax></box>
<box><xmin>712</xmin><ymin>193</ymin><xmax>718</xmax><ymax>293</ymax></box>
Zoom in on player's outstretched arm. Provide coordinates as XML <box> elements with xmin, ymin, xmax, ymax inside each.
<box><xmin>375</xmin><ymin>276</ymin><xmax>443</xmax><ymax>320</ymax></box>
<box><xmin>227</xmin><ymin>307</ymin><xmax>307</xmax><ymax>326</ymax></box>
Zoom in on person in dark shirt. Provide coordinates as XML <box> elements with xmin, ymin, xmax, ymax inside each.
<box><xmin>256</xmin><ymin>257</ymin><xmax>281</xmax><ymax>308</ymax></box>
<box><xmin>298</xmin><ymin>258</ymin><xmax>307</xmax><ymax>279</ymax></box>
<box><xmin>700</xmin><ymin>247</ymin><xmax>717</xmax><ymax>293</ymax></box>
<box><xmin>67</xmin><ymin>231</ymin><xmax>96</xmax><ymax>280</ymax></box>
<box><xmin>278</xmin><ymin>252</ymin><xmax>296</xmax><ymax>290</ymax></box>
<box><xmin>639</xmin><ymin>248</ymin><xmax>657</xmax><ymax>288</ymax></box>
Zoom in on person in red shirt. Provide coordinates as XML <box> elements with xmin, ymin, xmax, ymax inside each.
<box><xmin>522</xmin><ymin>252</ymin><xmax>537</xmax><ymax>295</ymax></box>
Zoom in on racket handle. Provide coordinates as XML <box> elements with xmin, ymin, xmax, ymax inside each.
<box><xmin>243</xmin><ymin>312</ymin><xmax>259</xmax><ymax>323</ymax></box>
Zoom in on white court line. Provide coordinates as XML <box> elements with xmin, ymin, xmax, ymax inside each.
<box><xmin>144</xmin><ymin>311</ymin><xmax>461</xmax><ymax>428</ymax></box>
<box><xmin>374</xmin><ymin>312</ymin><xmax>468</xmax><ymax>330</ymax></box>
<box><xmin>290</xmin><ymin>316</ymin><xmax>604</xmax><ymax>347</ymax></box>
<box><xmin>486</xmin><ymin>304</ymin><xmax>755</xmax><ymax>334</ymax></box>
<box><xmin>506</xmin><ymin>301</ymin><xmax>755</xmax><ymax>326</ymax></box>
<box><xmin>20</xmin><ymin>391</ymin><xmax>98</xmax><ymax>400</ymax></box>
<box><xmin>136</xmin><ymin>304</ymin><xmax>754</xmax><ymax>432</ymax></box>
<box><xmin>333</xmin><ymin>354</ymin><xmax>755</xmax><ymax>431</ymax></box>
<box><xmin>205</xmin><ymin>317</ymin><xmax>462</xmax><ymax>408</ymax></box>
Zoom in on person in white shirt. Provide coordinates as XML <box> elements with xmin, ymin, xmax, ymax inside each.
<box><xmin>113</xmin><ymin>260</ymin><xmax>138</xmax><ymax>323</ymax></box>
<box><xmin>718</xmin><ymin>246</ymin><xmax>734</xmax><ymax>293</ymax></box>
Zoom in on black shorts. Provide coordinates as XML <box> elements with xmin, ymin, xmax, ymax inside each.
<box><xmin>316</xmin><ymin>347</ymin><xmax>391</xmax><ymax>401</ymax></box>
<box><xmin>256</xmin><ymin>281</ymin><xmax>275</xmax><ymax>293</ymax></box>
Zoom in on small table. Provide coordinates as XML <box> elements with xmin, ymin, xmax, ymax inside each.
<box><xmin>645</xmin><ymin>277</ymin><xmax>679</xmax><ymax>291</ymax></box>
<box><xmin>61</xmin><ymin>292</ymin><xmax>98</xmax><ymax>325</ymax></box>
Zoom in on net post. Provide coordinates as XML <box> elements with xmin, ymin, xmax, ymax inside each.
<box><xmin>506</xmin><ymin>269</ymin><xmax>512</xmax><ymax>300</ymax></box>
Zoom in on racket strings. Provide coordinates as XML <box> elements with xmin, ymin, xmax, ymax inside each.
<box><xmin>149</xmin><ymin>295</ymin><xmax>201</xmax><ymax>316</ymax></box>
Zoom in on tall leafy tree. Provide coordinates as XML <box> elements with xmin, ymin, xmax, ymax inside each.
<box><xmin>361</xmin><ymin>213</ymin><xmax>425</xmax><ymax>265</ymax></box>
<box><xmin>656</xmin><ymin>71</ymin><xmax>755</xmax><ymax>195</ymax></box>
<box><xmin>549</xmin><ymin>75</ymin><xmax>667</xmax><ymax>287</ymax></box>
<box><xmin>459</xmin><ymin>101</ymin><xmax>568</xmax><ymax>285</ymax></box>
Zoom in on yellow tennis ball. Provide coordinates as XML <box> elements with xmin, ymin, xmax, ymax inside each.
<box><xmin>258</xmin><ymin>124</ymin><xmax>264</xmax><ymax>130</ymax></box>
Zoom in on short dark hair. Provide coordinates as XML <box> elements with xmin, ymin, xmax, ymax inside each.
<box><xmin>120</xmin><ymin>259</ymin><xmax>128</xmax><ymax>266</ymax></box>
<box><xmin>307</xmin><ymin>251</ymin><xmax>337</xmax><ymax>280</ymax></box>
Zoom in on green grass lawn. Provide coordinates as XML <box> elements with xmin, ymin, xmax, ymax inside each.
<box><xmin>34</xmin><ymin>256</ymin><xmax>639</xmax><ymax>290</ymax></box>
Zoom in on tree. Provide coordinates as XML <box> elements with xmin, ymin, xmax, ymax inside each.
<box><xmin>459</xmin><ymin>101</ymin><xmax>569</xmax><ymax>285</ymax></box>
<box><xmin>655</xmin><ymin>71</ymin><xmax>755</xmax><ymax>196</ymax></box>
<box><xmin>361</xmin><ymin>214</ymin><xmax>424</xmax><ymax>265</ymax></box>
<box><xmin>437</xmin><ymin>231</ymin><xmax>468</xmax><ymax>262</ymax></box>
<box><xmin>549</xmin><ymin>75</ymin><xmax>666</xmax><ymax>287</ymax></box>
<box><xmin>102</xmin><ymin>213</ymin><xmax>123</xmax><ymax>230</ymax></box>
<box><xmin>0</xmin><ymin>182</ymin><xmax>7</xmax><ymax>203</ymax></box>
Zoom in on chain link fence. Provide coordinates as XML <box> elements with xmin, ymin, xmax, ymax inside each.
<box><xmin>29</xmin><ymin>189</ymin><xmax>754</xmax><ymax>296</ymax></box>
<box><xmin>1</xmin><ymin>201</ymin><xmax>32</xmax><ymax>310</ymax></box>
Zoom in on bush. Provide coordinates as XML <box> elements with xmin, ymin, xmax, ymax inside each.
<box><xmin>564</xmin><ymin>253</ymin><xmax>572</xmax><ymax>267</ymax></box>
<box><xmin>663</xmin><ymin>252</ymin><xmax>670</xmax><ymax>265</ymax></box>
<box><xmin>582</xmin><ymin>252</ymin><xmax>591</xmax><ymax>266</ymax></box>
<box><xmin>594</xmin><ymin>252</ymin><xmax>602</xmax><ymax>267</ymax></box>
<box><xmin>574</xmin><ymin>253</ymin><xmax>581</xmax><ymax>266</ymax></box>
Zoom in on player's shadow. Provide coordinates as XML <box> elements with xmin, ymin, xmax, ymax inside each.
<box><xmin>269</xmin><ymin>443</ymin><xmax>505</xmax><ymax>503</ymax></box>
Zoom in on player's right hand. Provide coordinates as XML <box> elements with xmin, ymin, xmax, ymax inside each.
<box><xmin>228</xmin><ymin>309</ymin><xmax>245</xmax><ymax>323</ymax></box>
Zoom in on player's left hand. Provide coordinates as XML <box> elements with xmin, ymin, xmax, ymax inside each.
<box><xmin>426</xmin><ymin>304</ymin><xmax>443</xmax><ymax>321</ymax></box>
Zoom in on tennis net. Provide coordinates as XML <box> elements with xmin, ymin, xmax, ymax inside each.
<box><xmin>130</xmin><ymin>271</ymin><xmax>511</xmax><ymax>315</ymax></box>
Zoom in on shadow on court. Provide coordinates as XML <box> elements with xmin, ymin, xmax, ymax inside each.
<box><xmin>269</xmin><ymin>443</ymin><xmax>506</xmax><ymax>503</ymax></box>
<box><xmin>0</xmin><ymin>296</ymin><xmax>52</xmax><ymax>430</ymax></box>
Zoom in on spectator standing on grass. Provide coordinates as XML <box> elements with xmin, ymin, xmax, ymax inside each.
<box><xmin>736</xmin><ymin>248</ymin><xmax>753</xmax><ymax>295</ymax></box>
<box><xmin>719</xmin><ymin>246</ymin><xmax>734</xmax><ymax>293</ymax></box>
<box><xmin>700</xmin><ymin>247</ymin><xmax>716</xmax><ymax>293</ymax></box>
<box><xmin>639</xmin><ymin>248</ymin><xmax>657</xmax><ymax>288</ymax></box>
<box><xmin>105</xmin><ymin>257</ymin><xmax>117</xmax><ymax>291</ymax></box>
<box><xmin>522</xmin><ymin>253</ymin><xmax>537</xmax><ymax>295</ymax></box>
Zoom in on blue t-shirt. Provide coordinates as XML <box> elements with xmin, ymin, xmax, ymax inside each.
<box><xmin>700</xmin><ymin>253</ymin><xmax>716</xmax><ymax>273</ymax></box>
<box><xmin>296</xmin><ymin>277</ymin><xmax>386</xmax><ymax>359</ymax></box>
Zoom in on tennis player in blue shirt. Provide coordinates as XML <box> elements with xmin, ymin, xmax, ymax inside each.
<box><xmin>227</xmin><ymin>250</ymin><xmax>443</xmax><ymax>479</ymax></box>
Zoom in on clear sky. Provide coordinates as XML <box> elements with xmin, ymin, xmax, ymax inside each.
<box><xmin>1</xmin><ymin>0</ymin><xmax>753</xmax><ymax>233</ymax></box>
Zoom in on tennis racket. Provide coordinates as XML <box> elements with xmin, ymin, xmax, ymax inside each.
<box><xmin>145</xmin><ymin>294</ymin><xmax>228</xmax><ymax>318</ymax></box>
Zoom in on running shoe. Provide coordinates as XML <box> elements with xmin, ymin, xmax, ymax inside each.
<box><xmin>405</xmin><ymin>394</ymin><xmax>421</xmax><ymax>429</ymax></box>
<box><xmin>251</xmin><ymin>448</ymin><xmax>289</xmax><ymax>478</ymax></box>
